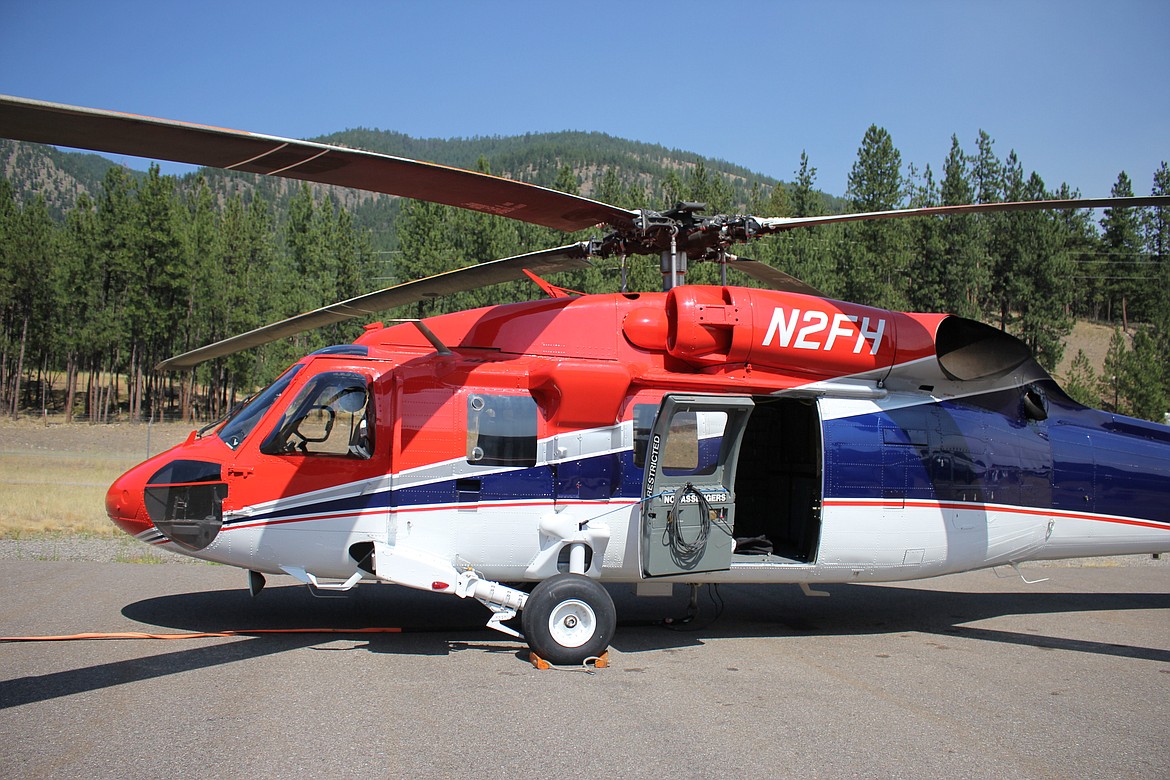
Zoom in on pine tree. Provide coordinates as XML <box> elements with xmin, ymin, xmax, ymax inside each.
<box><xmin>132</xmin><ymin>164</ymin><xmax>188</xmax><ymax>420</ymax></box>
<box><xmin>939</xmin><ymin>135</ymin><xmax>987</xmax><ymax>317</ymax></box>
<box><xmin>766</xmin><ymin>180</ymin><xmax>790</xmax><ymax>218</ymax></box>
<box><xmin>905</xmin><ymin>162</ymin><xmax>946</xmax><ymax>311</ymax></box>
<box><xmin>5</xmin><ymin>195</ymin><xmax>55</xmax><ymax>416</ymax></box>
<box><xmin>1145</xmin><ymin>163</ymin><xmax>1170</xmax><ymax>411</ymax></box>
<box><xmin>223</xmin><ymin>197</ymin><xmax>281</xmax><ymax>402</ymax></box>
<box><xmin>0</xmin><ymin>179</ymin><xmax>17</xmax><ymax>414</ymax></box>
<box><xmin>970</xmin><ymin>130</ymin><xmax>1001</xmax><ymax>205</ymax></box>
<box><xmin>1095</xmin><ymin>325</ymin><xmax>1168</xmax><ymax>421</ymax></box>
<box><xmin>968</xmin><ymin>130</ymin><xmax>1002</xmax><ymax>321</ymax></box>
<box><xmin>596</xmin><ymin>167</ymin><xmax>658</xmax><ymax>291</ymax></box>
<box><xmin>286</xmin><ymin>184</ymin><xmax>337</xmax><ymax>318</ymax></box>
<box><xmin>394</xmin><ymin>197</ymin><xmax>462</xmax><ymax>316</ymax></box>
<box><xmin>660</xmin><ymin>170</ymin><xmax>685</xmax><ymax>209</ymax></box>
<box><xmin>550</xmin><ymin>164</ymin><xmax>577</xmax><ymax>197</ymax></box>
<box><xmin>1126</xmin><ymin>329</ymin><xmax>1168</xmax><ymax>421</ymax></box>
<box><xmin>1145</xmin><ymin>163</ymin><xmax>1170</xmax><ymax>328</ymax></box>
<box><xmin>1010</xmin><ymin>169</ymin><xmax>1073</xmax><ymax>368</ymax></box>
<box><xmin>737</xmin><ymin>180</ymin><xmax>793</xmax><ymax>291</ymax></box>
<box><xmin>1061</xmin><ymin>349</ymin><xmax>1099</xmax><ymax>407</ymax></box>
<box><xmin>1052</xmin><ymin>182</ymin><xmax>1102</xmax><ymax>322</ymax></box>
<box><xmin>1098</xmin><ymin>328</ymin><xmax>1129</xmax><ymax>414</ymax></box>
<box><xmin>841</xmin><ymin>125</ymin><xmax>907</xmax><ymax>308</ymax></box>
<box><xmin>786</xmin><ymin>151</ymin><xmax>834</xmax><ymax>296</ymax></box>
<box><xmin>790</xmin><ymin>152</ymin><xmax>823</xmax><ymax>218</ymax></box>
<box><xmin>56</xmin><ymin>193</ymin><xmax>101</xmax><ymax>421</ymax></box>
<box><xmin>90</xmin><ymin>166</ymin><xmax>138</xmax><ymax>421</ymax></box>
<box><xmin>1099</xmin><ymin>172</ymin><xmax>1144</xmax><ymax>326</ymax></box>
<box><xmin>596</xmin><ymin>167</ymin><xmax>636</xmax><ymax>209</ymax></box>
<box><xmin>746</xmin><ymin>182</ymin><xmax>767</xmax><ymax>216</ymax></box>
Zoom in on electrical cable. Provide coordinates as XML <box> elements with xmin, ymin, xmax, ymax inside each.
<box><xmin>662</xmin><ymin>482</ymin><xmax>710</xmax><ymax>570</ymax></box>
<box><xmin>661</xmin><ymin>482</ymin><xmax>733</xmax><ymax>570</ymax></box>
<box><xmin>663</xmin><ymin>583</ymin><xmax>726</xmax><ymax>633</ymax></box>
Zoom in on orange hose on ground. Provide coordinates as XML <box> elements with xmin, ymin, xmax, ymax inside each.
<box><xmin>0</xmin><ymin>627</ymin><xmax>403</xmax><ymax>641</ymax></box>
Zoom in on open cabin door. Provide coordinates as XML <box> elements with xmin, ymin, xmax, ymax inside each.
<box><xmin>640</xmin><ymin>395</ymin><xmax>754</xmax><ymax>577</ymax></box>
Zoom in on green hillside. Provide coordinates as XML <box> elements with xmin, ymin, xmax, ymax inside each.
<box><xmin>2</xmin><ymin>127</ymin><xmax>841</xmax><ymax>254</ymax></box>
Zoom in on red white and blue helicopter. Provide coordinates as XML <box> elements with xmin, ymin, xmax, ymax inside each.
<box><xmin>2</xmin><ymin>95</ymin><xmax>1168</xmax><ymax>665</ymax></box>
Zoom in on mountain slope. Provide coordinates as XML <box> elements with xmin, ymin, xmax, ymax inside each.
<box><xmin>1</xmin><ymin>126</ymin><xmax>841</xmax><ymax>227</ymax></box>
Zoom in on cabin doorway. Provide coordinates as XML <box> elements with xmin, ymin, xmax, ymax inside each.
<box><xmin>731</xmin><ymin>397</ymin><xmax>822</xmax><ymax>563</ymax></box>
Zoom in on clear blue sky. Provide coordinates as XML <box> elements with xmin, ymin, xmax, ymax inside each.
<box><xmin>1</xmin><ymin>0</ymin><xmax>1167</xmax><ymax>201</ymax></box>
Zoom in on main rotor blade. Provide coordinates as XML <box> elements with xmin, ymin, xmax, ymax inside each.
<box><xmin>724</xmin><ymin>255</ymin><xmax>825</xmax><ymax>297</ymax></box>
<box><xmin>753</xmin><ymin>196</ymin><xmax>1170</xmax><ymax>234</ymax></box>
<box><xmin>0</xmin><ymin>95</ymin><xmax>635</xmax><ymax>233</ymax></box>
<box><xmin>157</xmin><ymin>243</ymin><xmax>593</xmax><ymax>371</ymax></box>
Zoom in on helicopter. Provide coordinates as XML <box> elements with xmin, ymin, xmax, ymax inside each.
<box><xmin>2</xmin><ymin>94</ymin><xmax>1169</xmax><ymax>666</ymax></box>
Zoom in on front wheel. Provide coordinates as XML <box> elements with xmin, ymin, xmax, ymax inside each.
<box><xmin>521</xmin><ymin>573</ymin><xmax>616</xmax><ymax>665</ymax></box>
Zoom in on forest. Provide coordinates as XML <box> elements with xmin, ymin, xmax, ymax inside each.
<box><xmin>0</xmin><ymin>125</ymin><xmax>1167</xmax><ymax>423</ymax></box>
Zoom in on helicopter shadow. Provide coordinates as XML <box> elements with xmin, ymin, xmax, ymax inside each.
<box><xmin>606</xmin><ymin>579</ymin><xmax>1170</xmax><ymax>668</ymax></box>
<box><xmin>117</xmin><ymin>577</ymin><xmax>1170</xmax><ymax>663</ymax></box>
<box><xmin>121</xmin><ymin>581</ymin><xmax>502</xmax><ymax>653</ymax></box>
<box><xmin>3</xmin><ymin>578</ymin><xmax>1166</xmax><ymax>711</ymax></box>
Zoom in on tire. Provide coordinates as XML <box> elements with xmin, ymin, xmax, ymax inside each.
<box><xmin>521</xmin><ymin>573</ymin><xmax>616</xmax><ymax>666</ymax></box>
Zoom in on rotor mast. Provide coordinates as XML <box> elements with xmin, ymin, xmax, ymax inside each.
<box><xmin>661</xmin><ymin>237</ymin><xmax>686</xmax><ymax>290</ymax></box>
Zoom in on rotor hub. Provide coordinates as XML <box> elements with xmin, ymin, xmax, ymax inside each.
<box><xmin>596</xmin><ymin>202</ymin><xmax>760</xmax><ymax>265</ymax></box>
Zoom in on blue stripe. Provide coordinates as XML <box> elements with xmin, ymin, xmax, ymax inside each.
<box><xmin>823</xmin><ymin>380</ymin><xmax>1170</xmax><ymax>525</ymax></box>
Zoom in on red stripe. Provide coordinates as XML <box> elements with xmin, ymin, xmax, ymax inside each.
<box><xmin>822</xmin><ymin>498</ymin><xmax>1170</xmax><ymax>531</ymax></box>
<box><xmin>225</xmin><ymin>508</ymin><xmax>387</xmax><ymax>531</ymax></box>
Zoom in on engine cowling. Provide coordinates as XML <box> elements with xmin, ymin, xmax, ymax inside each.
<box><xmin>624</xmin><ymin>286</ymin><xmax>946</xmax><ymax>381</ymax></box>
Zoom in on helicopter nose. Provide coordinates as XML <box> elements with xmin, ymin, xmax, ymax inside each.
<box><xmin>106</xmin><ymin>458</ymin><xmax>229</xmax><ymax>550</ymax></box>
<box><xmin>105</xmin><ymin>465</ymin><xmax>153</xmax><ymax>538</ymax></box>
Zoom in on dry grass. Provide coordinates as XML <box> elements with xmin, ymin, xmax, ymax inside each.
<box><xmin>0</xmin><ymin>417</ymin><xmax>194</xmax><ymax>538</ymax></box>
<box><xmin>1055</xmin><ymin>320</ymin><xmax>1124</xmax><ymax>383</ymax></box>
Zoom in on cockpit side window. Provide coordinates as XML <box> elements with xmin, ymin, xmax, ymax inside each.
<box><xmin>260</xmin><ymin>371</ymin><xmax>374</xmax><ymax>458</ymax></box>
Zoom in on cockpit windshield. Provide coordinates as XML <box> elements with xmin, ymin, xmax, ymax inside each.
<box><xmin>216</xmin><ymin>364</ymin><xmax>304</xmax><ymax>450</ymax></box>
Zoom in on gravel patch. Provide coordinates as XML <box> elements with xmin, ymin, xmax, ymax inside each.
<box><xmin>0</xmin><ymin>536</ymin><xmax>211</xmax><ymax>564</ymax></box>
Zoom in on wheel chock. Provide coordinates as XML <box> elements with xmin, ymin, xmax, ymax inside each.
<box><xmin>529</xmin><ymin>651</ymin><xmax>609</xmax><ymax>671</ymax></box>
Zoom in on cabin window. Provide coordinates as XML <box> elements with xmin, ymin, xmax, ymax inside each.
<box><xmin>661</xmin><ymin>411</ymin><xmax>701</xmax><ymax>473</ymax></box>
<box><xmin>466</xmin><ymin>393</ymin><xmax>537</xmax><ymax>466</ymax></box>
<box><xmin>260</xmin><ymin>371</ymin><xmax>373</xmax><ymax>458</ymax></box>
<box><xmin>632</xmin><ymin>402</ymin><xmax>724</xmax><ymax>475</ymax></box>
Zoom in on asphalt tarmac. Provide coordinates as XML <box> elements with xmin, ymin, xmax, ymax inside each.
<box><xmin>1</xmin><ymin>558</ymin><xmax>1168</xmax><ymax>779</ymax></box>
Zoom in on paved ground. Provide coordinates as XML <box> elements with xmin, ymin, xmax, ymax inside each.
<box><xmin>1</xmin><ymin>556</ymin><xmax>1168</xmax><ymax>779</ymax></box>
